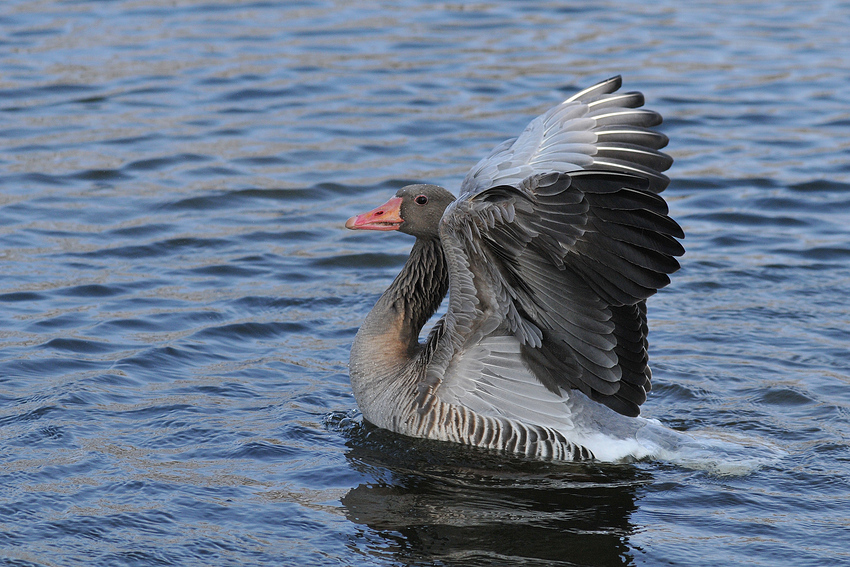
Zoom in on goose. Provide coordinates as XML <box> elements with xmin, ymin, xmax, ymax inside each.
<box><xmin>345</xmin><ymin>76</ymin><xmax>684</xmax><ymax>461</ymax></box>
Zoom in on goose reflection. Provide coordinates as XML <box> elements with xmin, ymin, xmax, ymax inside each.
<box><xmin>339</xmin><ymin>421</ymin><xmax>646</xmax><ymax>567</ymax></box>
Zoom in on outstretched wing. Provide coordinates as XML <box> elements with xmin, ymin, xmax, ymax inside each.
<box><xmin>460</xmin><ymin>75</ymin><xmax>672</xmax><ymax>197</ymax></box>
<box><xmin>422</xmin><ymin>78</ymin><xmax>680</xmax><ymax>419</ymax></box>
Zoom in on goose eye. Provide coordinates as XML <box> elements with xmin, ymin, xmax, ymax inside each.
<box><xmin>415</xmin><ymin>195</ymin><xmax>428</xmax><ymax>205</ymax></box>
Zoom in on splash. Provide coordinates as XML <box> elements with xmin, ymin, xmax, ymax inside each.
<box><xmin>633</xmin><ymin>419</ymin><xmax>785</xmax><ymax>476</ymax></box>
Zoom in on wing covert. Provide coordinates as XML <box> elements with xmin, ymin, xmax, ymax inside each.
<box><xmin>425</xmin><ymin>171</ymin><xmax>682</xmax><ymax>418</ymax></box>
<box><xmin>460</xmin><ymin>76</ymin><xmax>672</xmax><ymax>199</ymax></box>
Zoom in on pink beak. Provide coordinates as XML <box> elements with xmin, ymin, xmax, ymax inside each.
<box><xmin>345</xmin><ymin>196</ymin><xmax>404</xmax><ymax>231</ymax></box>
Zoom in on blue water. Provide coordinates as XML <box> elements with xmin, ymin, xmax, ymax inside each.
<box><xmin>1</xmin><ymin>1</ymin><xmax>849</xmax><ymax>565</ymax></box>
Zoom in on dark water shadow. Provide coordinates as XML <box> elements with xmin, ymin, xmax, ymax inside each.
<box><xmin>336</xmin><ymin>418</ymin><xmax>647</xmax><ymax>567</ymax></box>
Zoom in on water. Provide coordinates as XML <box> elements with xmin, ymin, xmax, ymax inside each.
<box><xmin>1</xmin><ymin>1</ymin><xmax>848</xmax><ymax>565</ymax></box>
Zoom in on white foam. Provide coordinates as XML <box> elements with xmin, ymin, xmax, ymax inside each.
<box><xmin>633</xmin><ymin>421</ymin><xmax>785</xmax><ymax>476</ymax></box>
<box><xmin>559</xmin><ymin>389</ymin><xmax>783</xmax><ymax>474</ymax></box>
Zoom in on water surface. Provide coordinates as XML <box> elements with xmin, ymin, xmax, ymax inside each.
<box><xmin>1</xmin><ymin>1</ymin><xmax>849</xmax><ymax>566</ymax></box>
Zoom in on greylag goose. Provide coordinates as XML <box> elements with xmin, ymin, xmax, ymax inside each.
<box><xmin>346</xmin><ymin>77</ymin><xmax>684</xmax><ymax>461</ymax></box>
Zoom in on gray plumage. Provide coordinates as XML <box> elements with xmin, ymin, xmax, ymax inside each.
<box><xmin>347</xmin><ymin>76</ymin><xmax>683</xmax><ymax>461</ymax></box>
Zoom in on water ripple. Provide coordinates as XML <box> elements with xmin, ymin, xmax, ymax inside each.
<box><xmin>1</xmin><ymin>1</ymin><xmax>849</xmax><ymax>566</ymax></box>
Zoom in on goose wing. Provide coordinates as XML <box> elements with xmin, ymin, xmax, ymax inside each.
<box><xmin>461</xmin><ymin>75</ymin><xmax>673</xmax><ymax>197</ymax></box>
<box><xmin>421</xmin><ymin>78</ymin><xmax>681</xmax><ymax>419</ymax></box>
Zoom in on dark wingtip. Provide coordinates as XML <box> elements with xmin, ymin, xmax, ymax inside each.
<box><xmin>606</xmin><ymin>75</ymin><xmax>623</xmax><ymax>89</ymax></box>
<box><xmin>566</xmin><ymin>75</ymin><xmax>624</xmax><ymax>103</ymax></box>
